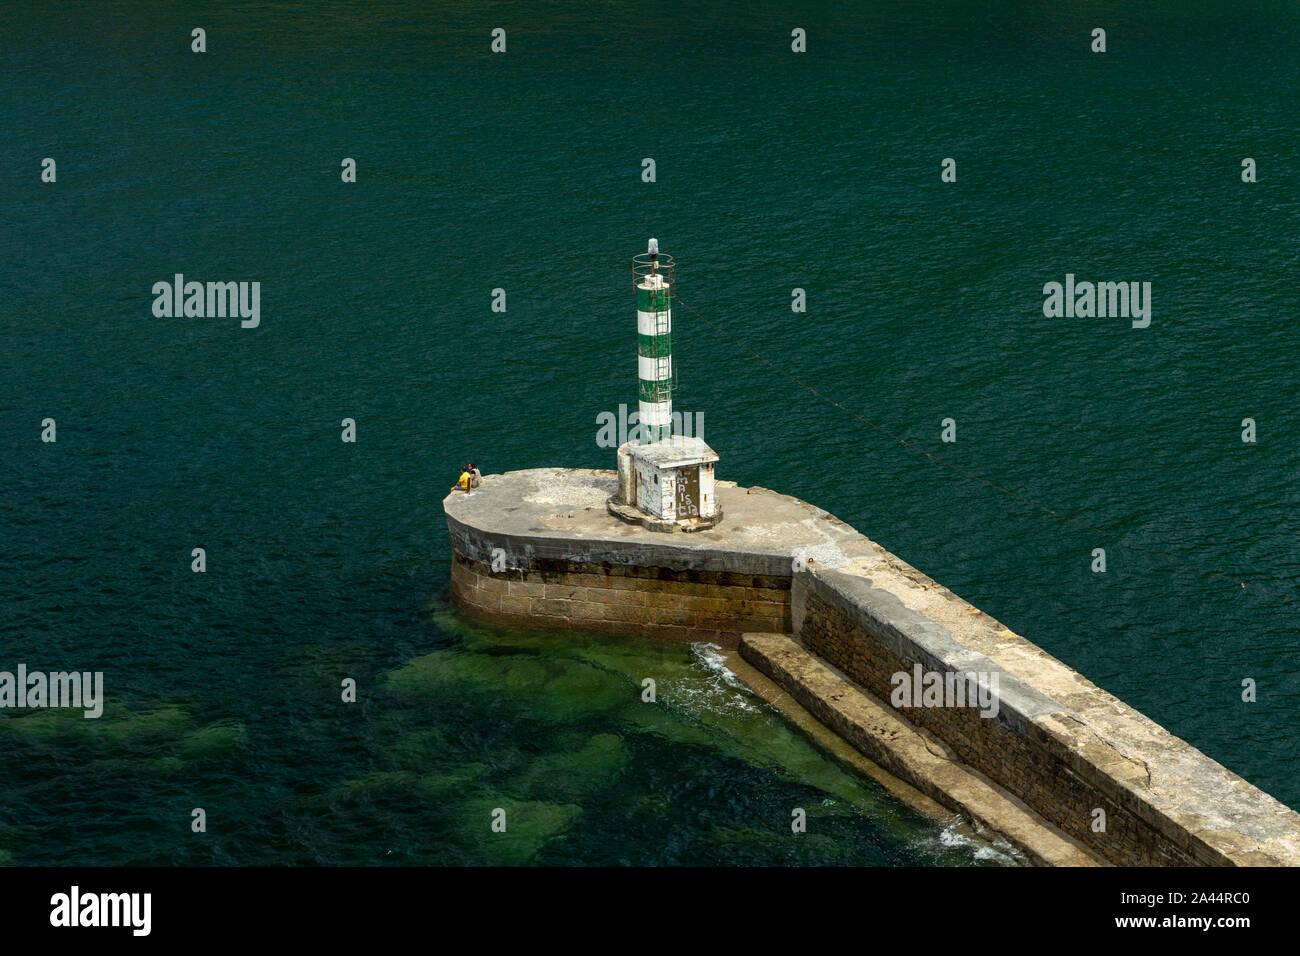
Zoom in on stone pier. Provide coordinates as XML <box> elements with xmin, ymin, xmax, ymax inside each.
<box><xmin>444</xmin><ymin>467</ymin><xmax>1300</xmax><ymax>867</ymax></box>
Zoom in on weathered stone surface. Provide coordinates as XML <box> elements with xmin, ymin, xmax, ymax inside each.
<box><xmin>444</xmin><ymin>468</ymin><xmax>871</xmax><ymax>579</ymax></box>
<box><xmin>739</xmin><ymin>632</ymin><xmax>1101</xmax><ymax>867</ymax></box>
<box><xmin>794</xmin><ymin>564</ymin><xmax>1300</xmax><ymax>866</ymax></box>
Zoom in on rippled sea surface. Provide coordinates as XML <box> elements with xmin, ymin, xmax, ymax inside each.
<box><xmin>2</xmin><ymin>0</ymin><xmax>1298</xmax><ymax>865</ymax></box>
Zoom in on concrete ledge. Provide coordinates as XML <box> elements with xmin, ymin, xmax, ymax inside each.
<box><xmin>739</xmin><ymin>632</ymin><xmax>1103</xmax><ymax>867</ymax></box>
<box><xmin>444</xmin><ymin>468</ymin><xmax>876</xmax><ymax>580</ymax></box>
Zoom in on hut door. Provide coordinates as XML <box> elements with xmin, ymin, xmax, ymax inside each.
<box><xmin>676</xmin><ymin>467</ymin><xmax>699</xmax><ymax>518</ymax></box>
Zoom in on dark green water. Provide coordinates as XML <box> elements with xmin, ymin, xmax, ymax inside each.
<box><xmin>2</xmin><ymin>0</ymin><xmax>1297</xmax><ymax>865</ymax></box>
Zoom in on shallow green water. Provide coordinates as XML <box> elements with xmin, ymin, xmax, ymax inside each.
<box><xmin>0</xmin><ymin>605</ymin><xmax>1011</xmax><ymax>865</ymax></box>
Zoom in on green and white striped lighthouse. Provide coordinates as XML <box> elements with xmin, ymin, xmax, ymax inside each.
<box><xmin>635</xmin><ymin>238</ymin><xmax>674</xmax><ymax>444</ymax></box>
<box><xmin>610</xmin><ymin>240</ymin><xmax>722</xmax><ymax>531</ymax></box>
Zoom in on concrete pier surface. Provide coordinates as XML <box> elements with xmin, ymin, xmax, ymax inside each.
<box><xmin>445</xmin><ymin>468</ymin><xmax>1300</xmax><ymax>866</ymax></box>
<box><xmin>445</xmin><ymin>467</ymin><xmax>871</xmax><ymax>580</ymax></box>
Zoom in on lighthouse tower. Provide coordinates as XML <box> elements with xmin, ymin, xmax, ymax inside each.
<box><xmin>636</xmin><ymin>238</ymin><xmax>674</xmax><ymax>444</ymax></box>
<box><xmin>610</xmin><ymin>239</ymin><xmax>722</xmax><ymax>532</ymax></box>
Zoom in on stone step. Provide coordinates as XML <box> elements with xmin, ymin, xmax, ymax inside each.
<box><xmin>740</xmin><ymin>632</ymin><xmax>1106</xmax><ymax>867</ymax></box>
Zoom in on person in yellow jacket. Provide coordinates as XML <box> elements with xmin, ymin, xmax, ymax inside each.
<box><xmin>451</xmin><ymin>466</ymin><xmax>472</xmax><ymax>493</ymax></box>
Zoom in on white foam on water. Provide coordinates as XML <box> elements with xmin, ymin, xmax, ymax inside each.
<box><xmin>929</xmin><ymin>814</ymin><xmax>1022</xmax><ymax>865</ymax></box>
<box><xmin>672</xmin><ymin>642</ymin><xmax>760</xmax><ymax>717</ymax></box>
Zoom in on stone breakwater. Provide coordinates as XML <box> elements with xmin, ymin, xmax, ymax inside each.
<box><xmin>444</xmin><ymin>468</ymin><xmax>1300</xmax><ymax>866</ymax></box>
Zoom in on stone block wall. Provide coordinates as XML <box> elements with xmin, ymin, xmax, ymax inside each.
<box><xmin>450</xmin><ymin>550</ymin><xmax>790</xmax><ymax>646</ymax></box>
<box><xmin>800</xmin><ymin>589</ymin><xmax>1194</xmax><ymax>864</ymax></box>
<box><xmin>797</xmin><ymin>573</ymin><xmax>1300</xmax><ymax>866</ymax></box>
